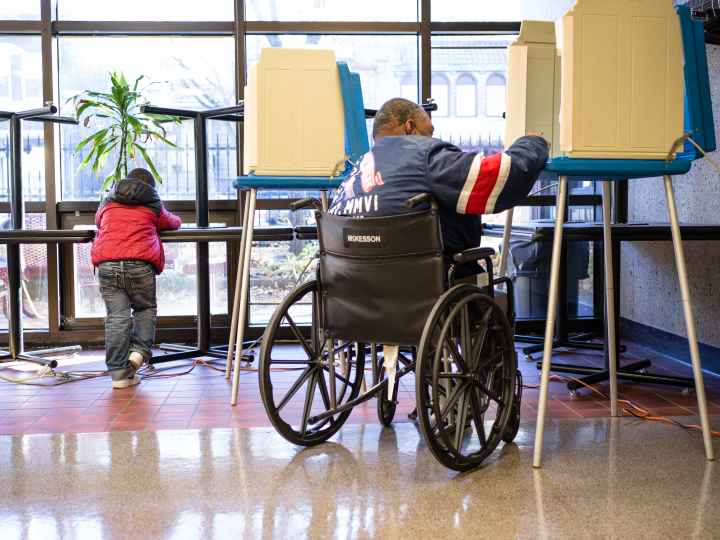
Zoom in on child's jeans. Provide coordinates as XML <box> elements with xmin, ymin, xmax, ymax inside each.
<box><xmin>98</xmin><ymin>261</ymin><xmax>157</xmax><ymax>381</ymax></box>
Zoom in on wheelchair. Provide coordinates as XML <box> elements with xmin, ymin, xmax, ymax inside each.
<box><xmin>259</xmin><ymin>193</ymin><xmax>522</xmax><ymax>471</ymax></box>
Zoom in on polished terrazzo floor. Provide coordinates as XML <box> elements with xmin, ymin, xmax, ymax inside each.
<box><xmin>0</xmin><ymin>418</ymin><xmax>718</xmax><ymax>539</ymax></box>
<box><xmin>1</xmin><ymin>341</ymin><xmax>719</xmax><ymax>435</ymax></box>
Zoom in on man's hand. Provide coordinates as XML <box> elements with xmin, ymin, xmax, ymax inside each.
<box><xmin>527</xmin><ymin>130</ymin><xmax>544</xmax><ymax>137</ymax></box>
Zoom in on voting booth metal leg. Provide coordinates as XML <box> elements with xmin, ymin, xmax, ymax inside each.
<box><xmin>663</xmin><ymin>175</ymin><xmax>715</xmax><ymax>461</ymax></box>
<box><xmin>533</xmin><ymin>176</ymin><xmax>568</xmax><ymax>469</ymax></box>
<box><xmin>602</xmin><ymin>181</ymin><xmax>619</xmax><ymax>417</ymax></box>
<box><xmin>231</xmin><ymin>189</ymin><xmax>257</xmax><ymax>406</ymax></box>
<box><xmin>499</xmin><ymin>209</ymin><xmax>514</xmax><ymax>278</ymax></box>
<box><xmin>225</xmin><ymin>191</ymin><xmax>253</xmax><ymax>379</ymax></box>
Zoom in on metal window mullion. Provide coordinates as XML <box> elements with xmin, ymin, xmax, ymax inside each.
<box><xmin>52</xmin><ymin>21</ymin><xmax>235</xmax><ymax>35</ymax></box>
<box><xmin>41</xmin><ymin>0</ymin><xmax>62</xmax><ymax>337</ymax></box>
<box><xmin>244</xmin><ymin>21</ymin><xmax>419</xmax><ymax>34</ymax></box>
<box><xmin>420</xmin><ymin>0</ymin><xmax>431</xmax><ymax>103</ymax></box>
<box><xmin>0</xmin><ymin>21</ymin><xmax>43</xmax><ymax>33</ymax></box>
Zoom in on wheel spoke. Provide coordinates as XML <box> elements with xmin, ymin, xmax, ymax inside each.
<box><xmin>300</xmin><ymin>369</ymin><xmax>319</xmax><ymax>437</ymax></box>
<box><xmin>316</xmin><ymin>373</ymin><xmax>333</xmax><ymax>415</ymax></box>
<box><xmin>437</xmin><ymin>372</ymin><xmax>471</xmax><ymax>380</ymax></box>
<box><xmin>461</xmin><ymin>304</ymin><xmax>472</xmax><ymax>367</ymax></box>
<box><xmin>276</xmin><ymin>366</ymin><xmax>313</xmax><ymax>412</ymax></box>
<box><xmin>469</xmin><ymin>387</ymin><xmax>487</xmax><ymax>447</ymax></box>
<box><xmin>475</xmin><ymin>380</ymin><xmax>505</xmax><ymax>407</ymax></box>
<box><xmin>437</xmin><ymin>380</ymin><xmax>469</xmax><ymax>425</ymax></box>
<box><xmin>285</xmin><ymin>312</ymin><xmax>314</xmax><ymax>359</ymax></box>
<box><xmin>453</xmin><ymin>388</ymin><xmax>470</xmax><ymax>451</ymax></box>
<box><xmin>326</xmin><ymin>339</ymin><xmax>338</xmax><ymax>409</ymax></box>
<box><xmin>322</xmin><ymin>365</ymin><xmax>352</xmax><ymax>386</ymax></box>
<box><xmin>311</xmin><ymin>290</ymin><xmax>322</xmax><ymax>354</ymax></box>
<box><xmin>443</xmin><ymin>335</ymin><xmax>468</xmax><ymax>372</ymax></box>
<box><xmin>331</xmin><ymin>341</ymin><xmax>354</xmax><ymax>357</ymax></box>
<box><xmin>470</xmin><ymin>307</ymin><xmax>494</xmax><ymax>367</ymax></box>
<box><xmin>268</xmin><ymin>359</ymin><xmax>313</xmax><ymax>365</ymax></box>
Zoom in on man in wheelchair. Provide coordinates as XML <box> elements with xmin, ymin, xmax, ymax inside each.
<box><xmin>329</xmin><ymin>97</ymin><xmax>549</xmax><ymax>278</ymax></box>
<box><xmin>259</xmin><ymin>98</ymin><xmax>548</xmax><ymax>472</ymax></box>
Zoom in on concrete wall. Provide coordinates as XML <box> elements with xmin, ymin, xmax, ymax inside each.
<box><xmin>620</xmin><ymin>46</ymin><xmax>720</xmax><ymax>349</ymax></box>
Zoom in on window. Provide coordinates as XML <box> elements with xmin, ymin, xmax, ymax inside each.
<box><xmin>0</xmin><ymin>214</ymin><xmax>49</xmax><ymax>330</ymax></box>
<box><xmin>0</xmin><ymin>38</ymin><xmax>45</xmax><ymax>204</ymax></box>
<box><xmin>57</xmin><ymin>0</ymin><xmax>234</xmax><ymax>20</ymax></box>
<box><xmin>431</xmin><ymin>36</ymin><xmax>511</xmax><ymax>153</ymax></box>
<box><xmin>400</xmin><ymin>73</ymin><xmax>418</xmax><ymax>102</ymax></box>
<box><xmin>432</xmin><ymin>0</ymin><xmax>576</xmax><ymax>21</ymax></box>
<box><xmin>455</xmin><ymin>73</ymin><xmax>477</xmax><ymax>117</ymax></box>
<box><xmin>0</xmin><ymin>4</ymin><xmax>40</xmax><ymax>20</ymax></box>
<box><xmin>485</xmin><ymin>73</ymin><xmax>506</xmax><ymax>118</ymax></box>
<box><xmin>0</xmin><ymin>37</ymin><xmax>42</xmax><ymax>110</ymax></box>
<box><xmin>431</xmin><ymin>74</ymin><xmax>449</xmax><ymax>117</ymax></box>
<box><xmin>245</xmin><ymin>0</ymin><xmax>418</xmax><ymax>21</ymax></box>
<box><xmin>56</xmin><ymin>36</ymin><xmax>236</xmax><ymax>201</ymax></box>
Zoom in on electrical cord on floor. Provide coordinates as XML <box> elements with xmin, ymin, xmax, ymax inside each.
<box><xmin>523</xmin><ymin>374</ymin><xmax>720</xmax><ymax>438</ymax></box>
<box><xmin>0</xmin><ymin>363</ymin><xmax>108</xmax><ymax>386</ymax></box>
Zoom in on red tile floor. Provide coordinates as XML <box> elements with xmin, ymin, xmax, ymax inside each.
<box><xmin>0</xmin><ymin>341</ymin><xmax>719</xmax><ymax>436</ymax></box>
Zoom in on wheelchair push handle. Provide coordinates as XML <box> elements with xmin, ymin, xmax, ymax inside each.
<box><xmin>404</xmin><ymin>193</ymin><xmax>437</xmax><ymax>210</ymax></box>
<box><xmin>290</xmin><ymin>197</ymin><xmax>323</xmax><ymax>212</ymax></box>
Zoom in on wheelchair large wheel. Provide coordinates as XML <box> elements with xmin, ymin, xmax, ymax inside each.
<box><xmin>259</xmin><ymin>280</ymin><xmax>365</xmax><ymax>446</ymax></box>
<box><xmin>416</xmin><ymin>284</ymin><xmax>516</xmax><ymax>472</ymax></box>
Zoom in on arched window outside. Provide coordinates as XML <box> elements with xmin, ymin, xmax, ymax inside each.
<box><xmin>486</xmin><ymin>73</ymin><xmax>506</xmax><ymax>117</ymax></box>
<box><xmin>431</xmin><ymin>73</ymin><xmax>449</xmax><ymax>117</ymax></box>
<box><xmin>455</xmin><ymin>73</ymin><xmax>477</xmax><ymax>117</ymax></box>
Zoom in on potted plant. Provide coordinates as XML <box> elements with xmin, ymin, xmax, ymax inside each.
<box><xmin>69</xmin><ymin>71</ymin><xmax>181</xmax><ymax>193</ymax></box>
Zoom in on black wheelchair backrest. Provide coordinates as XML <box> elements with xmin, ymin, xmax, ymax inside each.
<box><xmin>317</xmin><ymin>209</ymin><xmax>445</xmax><ymax>345</ymax></box>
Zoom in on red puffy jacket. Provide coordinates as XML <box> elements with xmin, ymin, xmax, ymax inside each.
<box><xmin>91</xmin><ymin>178</ymin><xmax>182</xmax><ymax>274</ymax></box>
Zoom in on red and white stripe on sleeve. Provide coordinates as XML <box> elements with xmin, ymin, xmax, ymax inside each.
<box><xmin>455</xmin><ymin>152</ymin><xmax>512</xmax><ymax>214</ymax></box>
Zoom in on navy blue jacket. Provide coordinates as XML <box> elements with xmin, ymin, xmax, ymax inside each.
<box><xmin>329</xmin><ymin>135</ymin><xmax>549</xmax><ymax>259</ymax></box>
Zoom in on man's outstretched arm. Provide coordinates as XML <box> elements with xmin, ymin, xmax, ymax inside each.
<box><xmin>427</xmin><ymin>135</ymin><xmax>549</xmax><ymax>215</ymax></box>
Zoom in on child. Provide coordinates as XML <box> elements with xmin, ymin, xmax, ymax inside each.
<box><xmin>91</xmin><ymin>168</ymin><xmax>182</xmax><ymax>388</ymax></box>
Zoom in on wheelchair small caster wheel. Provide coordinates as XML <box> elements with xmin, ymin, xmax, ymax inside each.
<box><xmin>569</xmin><ymin>389</ymin><xmax>577</xmax><ymax>398</ymax></box>
<box><xmin>639</xmin><ymin>368</ymin><xmax>648</xmax><ymax>375</ymax></box>
<box><xmin>682</xmin><ymin>387</ymin><xmax>693</xmax><ymax>396</ymax></box>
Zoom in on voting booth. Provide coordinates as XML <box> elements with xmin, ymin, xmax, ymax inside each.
<box><xmin>503</xmin><ymin>1</ymin><xmax>717</xmax><ymax>468</ymax></box>
<box><xmin>556</xmin><ymin>0</ymin><xmax>685</xmax><ymax>159</ymax></box>
<box><xmin>229</xmin><ymin>52</ymin><xmax>370</xmax><ymax>406</ymax></box>
<box><xmin>505</xmin><ymin>20</ymin><xmax>561</xmax><ymax>156</ymax></box>
<box><xmin>243</xmin><ymin>48</ymin><xmax>346</xmax><ymax>176</ymax></box>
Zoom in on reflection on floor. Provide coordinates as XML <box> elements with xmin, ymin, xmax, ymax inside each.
<box><xmin>0</xmin><ymin>341</ymin><xmax>719</xmax><ymax>435</ymax></box>
<box><xmin>0</xmin><ymin>419</ymin><xmax>718</xmax><ymax>539</ymax></box>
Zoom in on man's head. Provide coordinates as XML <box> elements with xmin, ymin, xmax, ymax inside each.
<box><xmin>372</xmin><ymin>97</ymin><xmax>434</xmax><ymax>142</ymax></box>
<box><xmin>127</xmin><ymin>167</ymin><xmax>156</xmax><ymax>187</ymax></box>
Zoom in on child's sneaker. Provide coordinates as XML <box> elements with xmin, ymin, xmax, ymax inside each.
<box><xmin>128</xmin><ymin>351</ymin><xmax>145</xmax><ymax>371</ymax></box>
<box><xmin>112</xmin><ymin>375</ymin><xmax>141</xmax><ymax>389</ymax></box>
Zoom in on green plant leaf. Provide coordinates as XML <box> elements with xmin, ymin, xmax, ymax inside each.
<box><xmin>134</xmin><ymin>143</ymin><xmax>163</xmax><ymax>183</ymax></box>
<box><xmin>100</xmin><ymin>172</ymin><xmax>117</xmax><ymax>193</ymax></box>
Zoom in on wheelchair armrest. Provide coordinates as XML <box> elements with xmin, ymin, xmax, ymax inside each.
<box><xmin>452</xmin><ymin>247</ymin><xmax>495</xmax><ymax>264</ymax></box>
<box><xmin>290</xmin><ymin>197</ymin><xmax>322</xmax><ymax>212</ymax></box>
